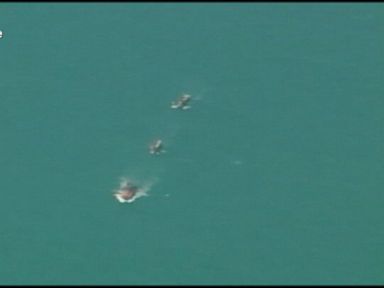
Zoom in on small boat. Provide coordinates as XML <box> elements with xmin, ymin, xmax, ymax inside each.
<box><xmin>171</xmin><ymin>94</ymin><xmax>191</xmax><ymax>110</ymax></box>
<box><xmin>113</xmin><ymin>178</ymin><xmax>150</xmax><ymax>204</ymax></box>
<box><xmin>149</xmin><ymin>139</ymin><xmax>163</xmax><ymax>155</ymax></box>
<box><xmin>114</xmin><ymin>181</ymin><xmax>139</xmax><ymax>203</ymax></box>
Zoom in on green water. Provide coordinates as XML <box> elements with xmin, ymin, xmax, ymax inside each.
<box><xmin>0</xmin><ymin>3</ymin><xmax>383</xmax><ymax>285</ymax></box>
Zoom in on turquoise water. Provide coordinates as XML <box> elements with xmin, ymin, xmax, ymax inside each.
<box><xmin>0</xmin><ymin>3</ymin><xmax>383</xmax><ymax>285</ymax></box>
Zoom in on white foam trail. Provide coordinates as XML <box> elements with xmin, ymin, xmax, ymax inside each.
<box><xmin>114</xmin><ymin>176</ymin><xmax>157</xmax><ymax>204</ymax></box>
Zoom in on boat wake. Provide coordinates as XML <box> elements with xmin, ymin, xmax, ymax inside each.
<box><xmin>114</xmin><ymin>177</ymin><xmax>155</xmax><ymax>204</ymax></box>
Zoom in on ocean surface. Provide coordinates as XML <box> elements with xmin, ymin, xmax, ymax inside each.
<box><xmin>0</xmin><ymin>3</ymin><xmax>383</xmax><ymax>285</ymax></box>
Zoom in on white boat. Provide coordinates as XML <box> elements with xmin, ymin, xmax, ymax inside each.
<box><xmin>171</xmin><ymin>94</ymin><xmax>191</xmax><ymax>110</ymax></box>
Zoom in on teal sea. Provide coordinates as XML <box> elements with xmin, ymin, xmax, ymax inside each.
<box><xmin>0</xmin><ymin>3</ymin><xmax>383</xmax><ymax>285</ymax></box>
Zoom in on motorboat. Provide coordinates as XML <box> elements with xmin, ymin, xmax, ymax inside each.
<box><xmin>171</xmin><ymin>94</ymin><xmax>191</xmax><ymax>110</ymax></box>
